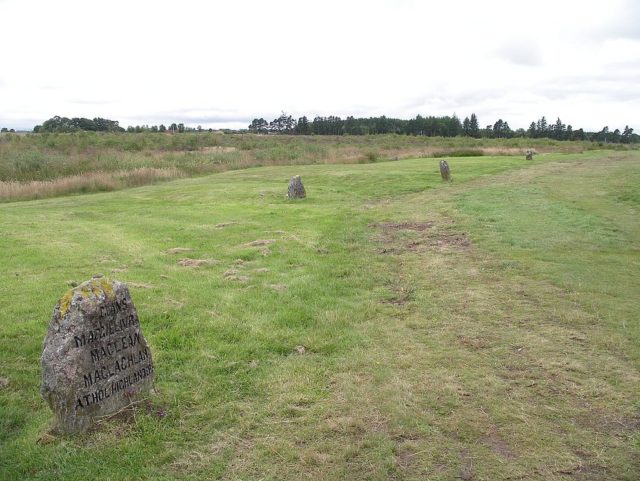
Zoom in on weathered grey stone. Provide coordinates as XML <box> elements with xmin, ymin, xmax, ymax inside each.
<box><xmin>41</xmin><ymin>276</ymin><xmax>154</xmax><ymax>434</ymax></box>
<box><xmin>287</xmin><ymin>175</ymin><xmax>306</xmax><ymax>199</ymax></box>
<box><xmin>439</xmin><ymin>160</ymin><xmax>451</xmax><ymax>182</ymax></box>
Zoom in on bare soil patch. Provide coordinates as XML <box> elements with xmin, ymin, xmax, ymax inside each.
<box><xmin>177</xmin><ymin>259</ymin><xmax>209</xmax><ymax>267</ymax></box>
<box><xmin>458</xmin><ymin>336</ymin><xmax>489</xmax><ymax>350</ymax></box>
<box><xmin>480</xmin><ymin>432</ymin><xmax>517</xmax><ymax>460</ymax></box>
<box><xmin>245</xmin><ymin>239</ymin><xmax>275</xmax><ymax>247</ymax></box>
<box><xmin>369</xmin><ymin>221</ymin><xmax>434</xmax><ymax>231</ymax></box>
<box><xmin>382</xmin><ymin>286</ymin><xmax>413</xmax><ymax>306</ymax></box>
<box><xmin>223</xmin><ymin>269</ymin><xmax>249</xmax><ymax>282</ymax></box>
<box><xmin>166</xmin><ymin>247</ymin><xmax>192</xmax><ymax>254</ymax></box>
<box><xmin>126</xmin><ymin>282</ymin><xmax>154</xmax><ymax>289</ymax></box>
<box><xmin>371</xmin><ymin>220</ymin><xmax>471</xmax><ymax>254</ymax></box>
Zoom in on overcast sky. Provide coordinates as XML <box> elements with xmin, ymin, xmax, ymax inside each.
<box><xmin>1</xmin><ymin>0</ymin><xmax>639</xmax><ymax>131</ymax></box>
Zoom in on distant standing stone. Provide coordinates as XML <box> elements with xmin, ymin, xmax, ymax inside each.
<box><xmin>287</xmin><ymin>175</ymin><xmax>306</xmax><ymax>199</ymax></box>
<box><xmin>41</xmin><ymin>276</ymin><xmax>154</xmax><ymax>434</ymax></box>
<box><xmin>439</xmin><ymin>160</ymin><xmax>452</xmax><ymax>182</ymax></box>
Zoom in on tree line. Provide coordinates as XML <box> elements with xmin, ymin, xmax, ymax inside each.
<box><xmin>32</xmin><ymin>116</ymin><xmax>215</xmax><ymax>134</ymax></box>
<box><xmin>33</xmin><ymin>116</ymin><xmax>124</xmax><ymax>133</ymax></box>
<box><xmin>249</xmin><ymin>113</ymin><xmax>638</xmax><ymax>143</ymax></box>
<box><xmin>28</xmin><ymin>114</ymin><xmax>638</xmax><ymax>143</ymax></box>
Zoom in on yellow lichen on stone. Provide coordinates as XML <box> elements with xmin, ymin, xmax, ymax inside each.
<box><xmin>58</xmin><ymin>289</ymin><xmax>75</xmax><ymax>318</ymax></box>
<box><xmin>57</xmin><ymin>278</ymin><xmax>116</xmax><ymax>318</ymax></box>
<box><xmin>96</xmin><ymin>278</ymin><xmax>116</xmax><ymax>300</ymax></box>
<box><xmin>81</xmin><ymin>278</ymin><xmax>115</xmax><ymax>299</ymax></box>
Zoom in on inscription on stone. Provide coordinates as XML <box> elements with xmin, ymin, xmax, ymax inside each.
<box><xmin>41</xmin><ymin>276</ymin><xmax>154</xmax><ymax>433</ymax></box>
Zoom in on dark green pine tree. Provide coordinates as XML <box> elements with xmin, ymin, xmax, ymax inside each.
<box><xmin>462</xmin><ymin>117</ymin><xmax>471</xmax><ymax>136</ymax></box>
<box><xmin>469</xmin><ymin>113</ymin><xmax>480</xmax><ymax>138</ymax></box>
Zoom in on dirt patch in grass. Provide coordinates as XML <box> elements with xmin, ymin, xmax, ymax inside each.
<box><xmin>178</xmin><ymin>258</ymin><xmax>210</xmax><ymax>267</ymax></box>
<box><xmin>215</xmin><ymin>222</ymin><xmax>238</xmax><ymax>228</ymax></box>
<box><xmin>369</xmin><ymin>221</ymin><xmax>435</xmax><ymax>231</ymax></box>
<box><xmin>382</xmin><ymin>286</ymin><xmax>413</xmax><ymax>306</ymax></box>
<box><xmin>224</xmin><ymin>269</ymin><xmax>249</xmax><ymax>282</ymax></box>
<box><xmin>458</xmin><ymin>336</ymin><xmax>489</xmax><ymax>350</ymax></box>
<box><xmin>577</xmin><ymin>412</ymin><xmax>640</xmax><ymax>438</ymax></box>
<box><xmin>126</xmin><ymin>282</ymin><xmax>154</xmax><ymax>289</ymax></box>
<box><xmin>480</xmin><ymin>431</ymin><xmax>517</xmax><ymax>460</ymax></box>
<box><xmin>246</xmin><ymin>239</ymin><xmax>275</xmax><ymax>247</ymax></box>
<box><xmin>424</xmin><ymin>232</ymin><xmax>472</xmax><ymax>249</ymax></box>
<box><xmin>392</xmin><ymin>432</ymin><xmax>427</xmax><ymax>470</ymax></box>
<box><xmin>35</xmin><ymin>398</ymin><xmax>171</xmax><ymax>445</ymax></box>
<box><xmin>0</xmin><ymin>377</ymin><xmax>8</xmax><ymax>389</ymax></box>
<box><xmin>89</xmin><ymin>398</ymin><xmax>167</xmax><ymax>438</ymax></box>
<box><xmin>166</xmin><ymin>247</ymin><xmax>192</xmax><ymax>254</ymax></box>
<box><xmin>458</xmin><ymin>449</ymin><xmax>475</xmax><ymax>480</ymax></box>
<box><xmin>395</xmin><ymin>445</ymin><xmax>416</xmax><ymax>471</ymax></box>
<box><xmin>552</xmin><ymin>459</ymin><xmax>610</xmax><ymax>480</ymax></box>
<box><xmin>371</xmin><ymin>220</ymin><xmax>471</xmax><ymax>254</ymax></box>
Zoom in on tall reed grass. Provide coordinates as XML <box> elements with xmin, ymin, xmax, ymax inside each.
<box><xmin>0</xmin><ymin>167</ymin><xmax>183</xmax><ymax>202</ymax></box>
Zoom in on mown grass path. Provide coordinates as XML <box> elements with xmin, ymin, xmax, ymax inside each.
<box><xmin>1</xmin><ymin>152</ymin><xmax>638</xmax><ymax>480</ymax></box>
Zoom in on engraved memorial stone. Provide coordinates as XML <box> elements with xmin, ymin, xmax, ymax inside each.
<box><xmin>41</xmin><ymin>276</ymin><xmax>154</xmax><ymax>433</ymax></box>
<box><xmin>439</xmin><ymin>160</ymin><xmax>451</xmax><ymax>181</ymax></box>
<box><xmin>287</xmin><ymin>175</ymin><xmax>306</xmax><ymax>199</ymax></box>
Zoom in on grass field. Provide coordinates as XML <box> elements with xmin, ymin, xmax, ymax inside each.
<box><xmin>0</xmin><ymin>150</ymin><xmax>638</xmax><ymax>480</ymax></box>
<box><xmin>2</xmin><ymin>132</ymin><xmax>631</xmax><ymax>201</ymax></box>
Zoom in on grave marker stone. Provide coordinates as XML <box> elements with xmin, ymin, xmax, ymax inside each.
<box><xmin>41</xmin><ymin>276</ymin><xmax>154</xmax><ymax>433</ymax></box>
<box><xmin>439</xmin><ymin>160</ymin><xmax>452</xmax><ymax>181</ymax></box>
<box><xmin>287</xmin><ymin>175</ymin><xmax>306</xmax><ymax>199</ymax></box>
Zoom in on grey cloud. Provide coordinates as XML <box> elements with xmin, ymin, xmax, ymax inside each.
<box><xmin>608</xmin><ymin>1</ymin><xmax>640</xmax><ymax>40</ymax></box>
<box><xmin>400</xmin><ymin>88</ymin><xmax>510</xmax><ymax>116</ymax></box>
<box><xmin>497</xmin><ymin>41</ymin><xmax>543</xmax><ymax>67</ymax></box>
<box><xmin>537</xmin><ymin>69</ymin><xmax>640</xmax><ymax>102</ymax></box>
<box><xmin>69</xmin><ymin>99</ymin><xmax>114</xmax><ymax>105</ymax></box>
<box><xmin>0</xmin><ymin>116</ymin><xmax>44</xmax><ymax>130</ymax></box>
<box><xmin>125</xmin><ymin>110</ymin><xmax>253</xmax><ymax>127</ymax></box>
<box><xmin>586</xmin><ymin>1</ymin><xmax>640</xmax><ymax>41</ymax></box>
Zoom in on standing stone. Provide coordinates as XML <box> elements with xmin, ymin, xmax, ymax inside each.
<box><xmin>41</xmin><ymin>276</ymin><xmax>154</xmax><ymax>434</ymax></box>
<box><xmin>439</xmin><ymin>160</ymin><xmax>452</xmax><ymax>182</ymax></box>
<box><xmin>287</xmin><ymin>175</ymin><xmax>306</xmax><ymax>199</ymax></box>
